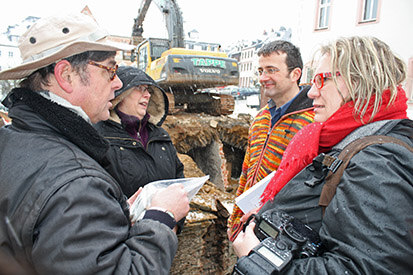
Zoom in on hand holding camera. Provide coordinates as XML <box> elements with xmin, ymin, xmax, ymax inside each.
<box><xmin>232</xmin><ymin>221</ymin><xmax>260</xmax><ymax>257</ymax></box>
<box><xmin>233</xmin><ymin>209</ymin><xmax>324</xmax><ymax>274</ymax></box>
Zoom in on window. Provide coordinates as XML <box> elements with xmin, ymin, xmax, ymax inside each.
<box><xmin>317</xmin><ymin>0</ymin><xmax>331</xmax><ymax>29</ymax></box>
<box><xmin>362</xmin><ymin>0</ymin><xmax>378</xmax><ymax>22</ymax></box>
<box><xmin>8</xmin><ymin>51</ymin><xmax>13</xmax><ymax>57</ymax></box>
<box><xmin>357</xmin><ymin>0</ymin><xmax>380</xmax><ymax>25</ymax></box>
<box><xmin>138</xmin><ymin>47</ymin><xmax>148</xmax><ymax>71</ymax></box>
<box><xmin>151</xmin><ymin>43</ymin><xmax>169</xmax><ymax>60</ymax></box>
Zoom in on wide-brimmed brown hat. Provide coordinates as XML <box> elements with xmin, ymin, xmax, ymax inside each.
<box><xmin>0</xmin><ymin>13</ymin><xmax>133</xmax><ymax>80</ymax></box>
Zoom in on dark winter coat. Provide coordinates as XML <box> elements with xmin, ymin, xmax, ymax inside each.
<box><xmin>95</xmin><ymin>115</ymin><xmax>184</xmax><ymax>197</ymax></box>
<box><xmin>95</xmin><ymin>80</ymin><xmax>184</xmax><ymax>198</ymax></box>
<box><xmin>258</xmin><ymin>119</ymin><xmax>413</xmax><ymax>274</ymax></box>
<box><xmin>0</xmin><ymin>88</ymin><xmax>178</xmax><ymax>274</ymax></box>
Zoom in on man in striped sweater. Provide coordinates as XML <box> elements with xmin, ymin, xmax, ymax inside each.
<box><xmin>228</xmin><ymin>40</ymin><xmax>314</xmax><ymax>237</ymax></box>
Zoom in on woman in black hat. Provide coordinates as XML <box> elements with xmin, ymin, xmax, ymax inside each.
<box><xmin>95</xmin><ymin>66</ymin><xmax>184</xmax><ymax>198</ymax></box>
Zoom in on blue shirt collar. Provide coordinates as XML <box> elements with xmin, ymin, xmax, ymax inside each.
<box><xmin>268</xmin><ymin>86</ymin><xmax>304</xmax><ymax>127</ymax></box>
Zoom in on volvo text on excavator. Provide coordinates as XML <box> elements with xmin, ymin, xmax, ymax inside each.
<box><xmin>131</xmin><ymin>0</ymin><xmax>239</xmax><ymax>115</ymax></box>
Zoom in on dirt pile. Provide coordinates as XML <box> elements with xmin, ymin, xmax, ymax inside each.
<box><xmin>164</xmin><ymin>113</ymin><xmax>251</xmax><ymax>274</ymax></box>
<box><xmin>163</xmin><ymin>113</ymin><xmax>250</xmax><ymax>189</ymax></box>
<box><xmin>171</xmin><ymin>154</ymin><xmax>235</xmax><ymax>274</ymax></box>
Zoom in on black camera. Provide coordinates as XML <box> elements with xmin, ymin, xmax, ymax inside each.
<box><xmin>233</xmin><ymin>209</ymin><xmax>324</xmax><ymax>274</ymax></box>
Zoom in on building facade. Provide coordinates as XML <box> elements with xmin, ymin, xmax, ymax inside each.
<box><xmin>292</xmin><ymin>0</ymin><xmax>412</xmax><ymax>110</ymax></box>
<box><xmin>0</xmin><ymin>16</ymin><xmax>39</xmax><ymax>72</ymax></box>
<box><xmin>239</xmin><ymin>44</ymin><xmax>257</xmax><ymax>88</ymax></box>
<box><xmin>232</xmin><ymin>28</ymin><xmax>292</xmax><ymax>89</ymax></box>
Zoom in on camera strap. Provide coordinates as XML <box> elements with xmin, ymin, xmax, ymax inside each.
<box><xmin>319</xmin><ymin>135</ymin><xmax>413</xmax><ymax>216</ymax></box>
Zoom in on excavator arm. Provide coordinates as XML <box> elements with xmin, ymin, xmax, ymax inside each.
<box><xmin>132</xmin><ymin>0</ymin><xmax>152</xmax><ymax>45</ymax></box>
<box><xmin>132</xmin><ymin>0</ymin><xmax>184</xmax><ymax>47</ymax></box>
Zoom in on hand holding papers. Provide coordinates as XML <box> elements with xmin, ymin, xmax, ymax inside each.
<box><xmin>129</xmin><ymin>175</ymin><xmax>209</xmax><ymax>223</ymax></box>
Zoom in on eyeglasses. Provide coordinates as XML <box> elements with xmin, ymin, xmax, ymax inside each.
<box><xmin>258</xmin><ymin>67</ymin><xmax>280</xmax><ymax>76</ymax></box>
<box><xmin>135</xmin><ymin>85</ymin><xmax>152</xmax><ymax>94</ymax></box>
<box><xmin>311</xmin><ymin>72</ymin><xmax>341</xmax><ymax>89</ymax></box>
<box><xmin>88</xmin><ymin>61</ymin><xmax>118</xmax><ymax>81</ymax></box>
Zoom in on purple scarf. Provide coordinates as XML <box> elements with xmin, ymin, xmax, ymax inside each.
<box><xmin>115</xmin><ymin>108</ymin><xmax>150</xmax><ymax>148</ymax></box>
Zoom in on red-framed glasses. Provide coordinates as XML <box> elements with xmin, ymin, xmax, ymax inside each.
<box><xmin>311</xmin><ymin>72</ymin><xmax>341</xmax><ymax>89</ymax></box>
<box><xmin>88</xmin><ymin>61</ymin><xmax>118</xmax><ymax>81</ymax></box>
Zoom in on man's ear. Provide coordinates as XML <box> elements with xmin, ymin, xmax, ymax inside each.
<box><xmin>54</xmin><ymin>60</ymin><xmax>74</xmax><ymax>93</ymax></box>
<box><xmin>290</xmin><ymin>67</ymin><xmax>302</xmax><ymax>83</ymax></box>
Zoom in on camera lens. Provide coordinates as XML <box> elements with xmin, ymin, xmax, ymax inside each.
<box><xmin>284</xmin><ymin>224</ymin><xmax>306</xmax><ymax>243</ymax></box>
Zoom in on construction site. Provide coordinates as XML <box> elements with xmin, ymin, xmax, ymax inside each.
<box><xmin>0</xmin><ymin>0</ymin><xmax>257</xmax><ymax>273</ymax></box>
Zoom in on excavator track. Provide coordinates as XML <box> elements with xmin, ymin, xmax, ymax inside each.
<box><xmin>169</xmin><ymin>91</ymin><xmax>234</xmax><ymax>116</ymax></box>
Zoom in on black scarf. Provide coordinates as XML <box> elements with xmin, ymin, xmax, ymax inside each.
<box><xmin>4</xmin><ymin>88</ymin><xmax>109</xmax><ymax>162</ymax></box>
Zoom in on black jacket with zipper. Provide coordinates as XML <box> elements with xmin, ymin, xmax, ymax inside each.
<box><xmin>255</xmin><ymin>119</ymin><xmax>413</xmax><ymax>274</ymax></box>
<box><xmin>94</xmin><ymin>82</ymin><xmax>183</xmax><ymax>198</ymax></box>
<box><xmin>95</xmin><ymin>117</ymin><xmax>184</xmax><ymax>197</ymax></box>
<box><xmin>0</xmin><ymin>88</ymin><xmax>178</xmax><ymax>274</ymax></box>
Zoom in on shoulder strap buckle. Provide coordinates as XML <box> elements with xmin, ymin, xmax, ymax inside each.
<box><xmin>322</xmin><ymin>155</ymin><xmax>342</xmax><ymax>173</ymax></box>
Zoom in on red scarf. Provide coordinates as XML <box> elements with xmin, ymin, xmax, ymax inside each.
<box><xmin>261</xmin><ymin>87</ymin><xmax>408</xmax><ymax>204</ymax></box>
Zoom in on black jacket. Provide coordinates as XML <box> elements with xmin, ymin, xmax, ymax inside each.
<box><xmin>95</xmin><ymin>82</ymin><xmax>183</xmax><ymax>198</ymax></box>
<box><xmin>257</xmin><ymin>119</ymin><xmax>413</xmax><ymax>274</ymax></box>
<box><xmin>95</xmin><ymin>117</ymin><xmax>184</xmax><ymax>197</ymax></box>
<box><xmin>0</xmin><ymin>88</ymin><xmax>178</xmax><ymax>274</ymax></box>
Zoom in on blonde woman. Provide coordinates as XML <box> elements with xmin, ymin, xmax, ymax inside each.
<box><xmin>232</xmin><ymin>36</ymin><xmax>413</xmax><ymax>274</ymax></box>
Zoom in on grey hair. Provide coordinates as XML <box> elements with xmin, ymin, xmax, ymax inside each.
<box><xmin>319</xmin><ymin>36</ymin><xmax>406</xmax><ymax>122</ymax></box>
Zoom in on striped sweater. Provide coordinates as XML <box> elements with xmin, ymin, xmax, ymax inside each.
<box><xmin>228</xmin><ymin>86</ymin><xmax>314</xmax><ymax>232</ymax></box>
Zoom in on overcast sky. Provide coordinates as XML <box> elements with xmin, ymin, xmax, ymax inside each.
<box><xmin>0</xmin><ymin>0</ymin><xmax>299</xmax><ymax>47</ymax></box>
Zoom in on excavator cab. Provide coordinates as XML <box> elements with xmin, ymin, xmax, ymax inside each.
<box><xmin>134</xmin><ymin>38</ymin><xmax>238</xmax><ymax>115</ymax></box>
<box><xmin>135</xmin><ymin>38</ymin><xmax>239</xmax><ymax>90</ymax></box>
<box><xmin>136</xmin><ymin>38</ymin><xmax>170</xmax><ymax>70</ymax></box>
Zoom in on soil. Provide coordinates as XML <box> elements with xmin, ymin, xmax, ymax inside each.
<box><xmin>164</xmin><ymin>112</ymin><xmax>251</xmax><ymax>274</ymax></box>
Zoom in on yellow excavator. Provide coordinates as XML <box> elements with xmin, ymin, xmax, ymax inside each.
<box><xmin>131</xmin><ymin>0</ymin><xmax>239</xmax><ymax>115</ymax></box>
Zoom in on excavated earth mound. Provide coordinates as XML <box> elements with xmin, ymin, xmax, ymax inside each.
<box><xmin>164</xmin><ymin>113</ymin><xmax>251</xmax><ymax>274</ymax></box>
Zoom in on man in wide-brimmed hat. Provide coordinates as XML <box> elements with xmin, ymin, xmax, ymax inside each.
<box><xmin>0</xmin><ymin>13</ymin><xmax>189</xmax><ymax>274</ymax></box>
